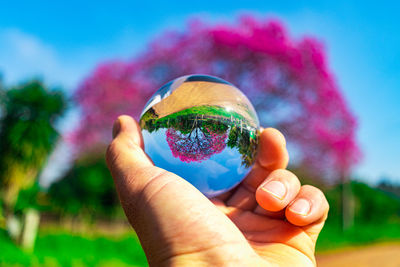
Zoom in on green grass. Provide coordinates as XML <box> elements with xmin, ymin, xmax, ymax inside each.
<box><xmin>1</xmin><ymin>221</ymin><xmax>400</xmax><ymax>266</ymax></box>
<box><xmin>314</xmin><ymin>180</ymin><xmax>400</xmax><ymax>251</ymax></box>
<box><xmin>161</xmin><ymin>105</ymin><xmax>241</xmax><ymax>120</ymax></box>
<box><xmin>0</xmin><ymin>228</ymin><xmax>147</xmax><ymax>267</ymax></box>
<box><xmin>316</xmin><ymin>221</ymin><xmax>400</xmax><ymax>252</ymax></box>
<box><xmin>153</xmin><ymin>105</ymin><xmax>256</xmax><ymax>128</ymax></box>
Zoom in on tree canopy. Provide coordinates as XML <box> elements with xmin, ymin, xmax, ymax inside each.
<box><xmin>0</xmin><ymin>80</ymin><xmax>66</xmax><ymax>210</ymax></box>
<box><xmin>48</xmin><ymin>157</ymin><xmax>118</xmax><ymax>217</ymax></box>
<box><xmin>73</xmin><ymin>15</ymin><xmax>361</xmax><ymax>181</ymax></box>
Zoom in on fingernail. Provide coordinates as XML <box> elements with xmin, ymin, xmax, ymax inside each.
<box><xmin>112</xmin><ymin>119</ymin><xmax>121</xmax><ymax>139</ymax></box>
<box><xmin>261</xmin><ymin>180</ymin><xmax>286</xmax><ymax>200</ymax></box>
<box><xmin>289</xmin><ymin>199</ymin><xmax>311</xmax><ymax>216</ymax></box>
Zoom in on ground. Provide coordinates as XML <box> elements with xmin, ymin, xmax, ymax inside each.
<box><xmin>151</xmin><ymin>81</ymin><xmax>257</xmax><ymax>124</ymax></box>
<box><xmin>316</xmin><ymin>242</ymin><xmax>400</xmax><ymax>267</ymax></box>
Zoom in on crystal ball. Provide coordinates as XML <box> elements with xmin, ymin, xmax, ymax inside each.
<box><xmin>139</xmin><ymin>74</ymin><xmax>259</xmax><ymax>198</ymax></box>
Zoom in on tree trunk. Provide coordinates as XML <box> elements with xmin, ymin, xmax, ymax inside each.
<box><xmin>340</xmin><ymin>173</ymin><xmax>354</xmax><ymax>230</ymax></box>
<box><xmin>21</xmin><ymin>208</ymin><xmax>40</xmax><ymax>251</ymax></box>
<box><xmin>2</xmin><ymin>196</ymin><xmax>21</xmax><ymax>242</ymax></box>
<box><xmin>5</xmin><ymin>213</ymin><xmax>22</xmax><ymax>241</ymax></box>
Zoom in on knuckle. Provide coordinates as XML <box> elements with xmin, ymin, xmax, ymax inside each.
<box><xmin>303</xmin><ymin>184</ymin><xmax>321</xmax><ymax>194</ymax></box>
<box><xmin>302</xmin><ymin>185</ymin><xmax>328</xmax><ymax>204</ymax></box>
<box><xmin>271</xmin><ymin>169</ymin><xmax>300</xmax><ymax>186</ymax></box>
<box><xmin>264</xmin><ymin>127</ymin><xmax>286</xmax><ymax>145</ymax></box>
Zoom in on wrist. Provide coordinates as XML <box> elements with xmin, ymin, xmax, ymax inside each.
<box><xmin>149</xmin><ymin>243</ymin><xmax>268</xmax><ymax>267</ymax></box>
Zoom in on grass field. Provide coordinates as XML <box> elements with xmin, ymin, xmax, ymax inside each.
<box><xmin>317</xmin><ymin>222</ymin><xmax>400</xmax><ymax>251</ymax></box>
<box><xmin>0</xmin><ymin>228</ymin><xmax>147</xmax><ymax>267</ymax></box>
<box><xmin>1</xmin><ymin>221</ymin><xmax>400</xmax><ymax>266</ymax></box>
<box><xmin>159</xmin><ymin>105</ymin><xmax>244</xmax><ymax>121</ymax></box>
<box><xmin>2</xmin><ymin>180</ymin><xmax>399</xmax><ymax>266</ymax></box>
<box><xmin>142</xmin><ymin>104</ymin><xmax>257</xmax><ymax>129</ymax></box>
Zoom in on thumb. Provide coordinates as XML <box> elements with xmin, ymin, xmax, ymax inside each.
<box><xmin>106</xmin><ymin>115</ymin><xmax>255</xmax><ymax>266</ymax></box>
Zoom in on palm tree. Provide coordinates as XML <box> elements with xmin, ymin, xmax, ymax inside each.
<box><xmin>0</xmin><ymin>80</ymin><xmax>66</xmax><ymax>248</ymax></box>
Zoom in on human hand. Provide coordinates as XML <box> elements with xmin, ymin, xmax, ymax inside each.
<box><xmin>106</xmin><ymin>115</ymin><xmax>329</xmax><ymax>266</ymax></box>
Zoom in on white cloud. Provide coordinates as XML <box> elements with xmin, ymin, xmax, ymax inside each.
<box><xmin>0</xmin><ymin>29</ymin><xmax>80</xmax><ymax>89</ymax></box>
<box><xmin>0</xmin><ymin>27</ymin><xmax>148</xmax><ymax>91</ymax></box>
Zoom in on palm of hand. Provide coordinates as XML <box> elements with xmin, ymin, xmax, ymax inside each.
<box><xmin>107</xmin><ymin>117</ymin><xmax>329</xmax><ymax>267</ymax></box>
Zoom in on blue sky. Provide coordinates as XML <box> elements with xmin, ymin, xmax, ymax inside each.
<box><xmin>1</xmin><ymin>1</ymin><xmax>399</xmax><ymax>185</ymax></box>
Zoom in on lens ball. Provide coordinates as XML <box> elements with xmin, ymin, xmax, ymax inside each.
<box><xmin>140</xmin><ymin>74</ymin><xmax>259</xmax><ymax>197</ymax></box>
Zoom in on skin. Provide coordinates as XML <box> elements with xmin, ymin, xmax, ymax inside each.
<box><xmin>106</xmin><ymin>115</ymin><xmax>329</xmax><ymax>267</ymax></box>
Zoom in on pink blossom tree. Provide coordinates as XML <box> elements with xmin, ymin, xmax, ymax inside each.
<box><xmin>73</xmin><ymin>15</ymin><xmax>361</xmax><ymax>182</ymax></box>
<box><xmin>166</xmin><ymin>126</ymin><xmax>227</xmax><ymax>163</ymax></box>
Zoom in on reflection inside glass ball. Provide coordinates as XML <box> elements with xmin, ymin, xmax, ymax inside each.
<box><xmin>139</xmin><ymin>74</ymin><xmax>259</xmax><ymax>197</ymax></box>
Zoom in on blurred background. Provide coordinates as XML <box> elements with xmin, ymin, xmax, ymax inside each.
<box><xmin>1</xmin><ymin>1</ymin><xmax>399</xmax><ymax>266</ymax></box>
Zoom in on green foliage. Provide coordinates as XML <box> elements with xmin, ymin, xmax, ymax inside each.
<box><xmin>378</xmin><ymin>180</ymin><xmax>400</xmax><ymax>198</ymax></box>
<box><xmin>0</xmin><ymin>80</ymin><xmax>67</xmax><ymax>208</ymax></box>
<box><xmin>227</xmin><ymin>126</ymin><xmax>239</xmax><ymax>148</ymax></box>
<box><xmin>316</xmin><ymin>180</ymin><xmax>400</xmax><ymax>251</ymax></box>
<box><xmin>48</xmin><ymin>156</ymin><xmax>120</xmax><ymax>217</ymax></box>
<box><xmin>226</xmin><ymin>125</ymin><xmax>258</xmax><ymax>168</ymax></box>
<box><xmin>13</xmin><ymin>182</ymin><xmax>42</xmax><ymax>214</ymax></box>
<box><xmin>324</xmin><ymin>181</ymin><xmax>400</xmax><ymax>225</ymax></box>
<box><xmin>0</xmin><ymin>80</ymin><xmax>66</xmax><ymax>169</ymax></box>
<box><xmin>352</xmin><ymin>181</ymin><xmax>400</xmax><ymax>223</ymax></box>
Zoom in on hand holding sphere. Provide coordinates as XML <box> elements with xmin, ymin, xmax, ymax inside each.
<box><xmin>139</xmin><ymin>74</ymin><xmax>259</xmax><ymax>197</ymax></box>
<box><xmin>107</xmin><ymin>75</ymin><xmax>329</xmax><ymax>266</ymax></box>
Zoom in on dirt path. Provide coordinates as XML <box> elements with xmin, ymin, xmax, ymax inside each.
<box><xmin>316</xmin><ymin>242</ymin><xmax>400</xmax><ymax>267</ymax></box>
<box><xmin>152</xmin><ymin>81</ymin><xmax>257</xmax><ymax>124</ymax></box>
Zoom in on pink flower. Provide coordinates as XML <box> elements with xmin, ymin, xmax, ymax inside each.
<box><xmin>72</xmin><ymin>15</ymin><xmax>361</xmax><ymax>180</ymax></box>
<box><xmin>165</xmin><ymin>127</ymin><xmax>227</xmax><ymax>163</ymax></box>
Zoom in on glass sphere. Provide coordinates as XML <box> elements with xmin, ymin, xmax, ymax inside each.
<box><xmin>139</xmin><ymin>74</ymin><xmax>259</xmax><ymax>197</ymax></box>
